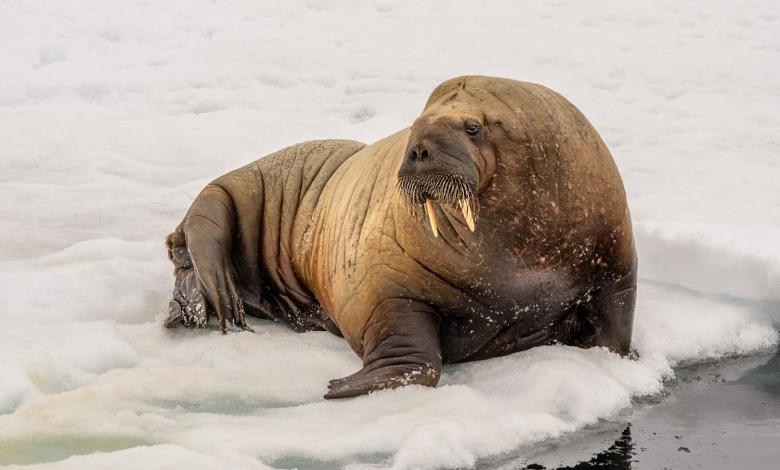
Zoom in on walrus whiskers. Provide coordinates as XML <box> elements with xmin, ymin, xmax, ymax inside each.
<box><xmin>397</xmin><ymin>171</ymin><xmax>479</xmax><ymax>234</ymax></box>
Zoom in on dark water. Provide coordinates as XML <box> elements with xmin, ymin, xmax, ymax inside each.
<box><xmin>512</xmin><ymin>349</ymin><xmax>780</xmax><ymax>470</ymax></box>
<box><xmin>522</xmin><ymin>425</ymin><xmax>634</xmax><ymax>470</ymax></box>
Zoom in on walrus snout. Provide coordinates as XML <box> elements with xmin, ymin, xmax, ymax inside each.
<box><xmin>397</xmin><ymin>155</ymin><xmax>478</xmax><ymax>237</ymax></box>
<box><xmin>397</xmin><ymin>128</ymin><xmax>481</xmax><ymax>236</ymax></box>
<box><xmin>406</xmin><ymin>145</ymin><xmax>431</xmax><ymax>163</ymax></box>
<box><xmin>400</xmin><ymin>136</ymin><xmax>470</xmax><ymax>173</ymax></box>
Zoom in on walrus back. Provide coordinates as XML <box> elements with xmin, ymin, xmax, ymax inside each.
<box><xmin>456</xmin><ymin>76</ymin><xmax>636</xmax><ymax>286</ymax></box>
<box><xmin>209</xmin><ymin>139</ymin><xmax>366</xmax><ymax>330</ymax></box>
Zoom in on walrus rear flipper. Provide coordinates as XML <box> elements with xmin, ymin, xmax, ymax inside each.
<box><xmin>166</xmin><ymin>263</ymin><xmax>210</xmax><ymax>328</ymax></box>
<box><xmin>325</xmin><ymin>299</ymin><xmax>442</xmax><ymax>399</ymax></box>
<box><xmin>165</xmin><ymin>184</ymin><xmax>252</xmax><ymax>333</ymax></box>
<box><xmin>565</xmin><ymin>270</ymin><xmax>637</xmax><ymax>356</ymax></box>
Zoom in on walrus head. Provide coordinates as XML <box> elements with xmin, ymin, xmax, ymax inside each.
<box><xmin>397</xmin><ymin>79</ymin><xmax>500</xmax><ymax>237</ymax></box>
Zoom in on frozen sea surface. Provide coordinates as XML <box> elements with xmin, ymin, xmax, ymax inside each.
<box><xmin>1</xmin><ymin>1</ymin><xmax>778</xmax><ymax>468</ymax></box>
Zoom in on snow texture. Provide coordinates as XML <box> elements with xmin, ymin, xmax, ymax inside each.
<box><xmin>0</xmin><ymin>0</ymin><xmax>778</xmax><ymax>468</ymax></box>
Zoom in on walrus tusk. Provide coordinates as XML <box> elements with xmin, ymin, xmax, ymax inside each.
<box><xmin>465</xmin><ymin>204</ymin><xmax>475</xmax><ymax>232</ymax></box>
<box><xmin>459</xmin><ymin>199</ymin><xmax>476</xmax><ymax>232</ymax></box>
<box><xmin>425</xmin><ymin>200</ymin><xmax>439</xmax><ymax>237</ymax></box>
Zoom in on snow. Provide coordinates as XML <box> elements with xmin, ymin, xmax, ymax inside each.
<box><xmin>0</xmin><ymin>0</ymin><xmax>778</xmax><ymax>468</ymax></box>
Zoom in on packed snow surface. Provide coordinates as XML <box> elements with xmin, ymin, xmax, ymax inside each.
<box><xmin>1</xmin><ymin>0</ymin><xmax>778</xmax><ymax>468</ymax></box>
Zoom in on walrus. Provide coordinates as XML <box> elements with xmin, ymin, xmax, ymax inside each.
<box><xmin>164</xmin><ymin>76</ymin><xmax>637</xmax><ymax>398</ymax></box>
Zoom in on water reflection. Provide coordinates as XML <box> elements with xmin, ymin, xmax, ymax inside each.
<box><xmin>523</xmin><ymin>425</ymin><xmax>634</xmax><ymax>470</ymax></box>
<box><xmin>738</xmin><ymin>350</ymin><xmax>780</xmax><ymax>394</ymax></box>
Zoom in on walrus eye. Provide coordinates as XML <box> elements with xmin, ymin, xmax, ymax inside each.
<box><xmin>464</xmin><ymin>120</ymin><xmax>481</xmax><ymax>136</ymax></box>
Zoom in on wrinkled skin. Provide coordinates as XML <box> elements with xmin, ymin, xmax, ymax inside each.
<box><xmin>165</xmin><ymin>76</ymin><xmax>637</xmax><ymax>399</ymax></box>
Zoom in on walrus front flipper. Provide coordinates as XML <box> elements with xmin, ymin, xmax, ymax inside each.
<box><xmin>325</xmin><ymin>300</ymin><xmax>442</xmax><ymax>399</ymax></box>
<box><xmin>166</xmin><ymin>184</ymin><xmax>252</xmax><ymax>333</ymax></box>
